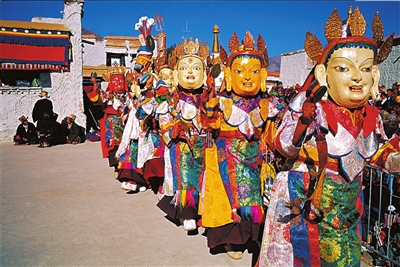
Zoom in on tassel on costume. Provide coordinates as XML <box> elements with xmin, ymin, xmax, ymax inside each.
<box><xmin>180</xmin><ymin>190</ymin><xmax>186</xmax><ymax>208</ymax></box>
<box><xmin>235</xmin><ymin>206</ymin><xmax>264</xmax><ymax>224</ymax></box>
<box><xmin>185</xmin><ymin>186</ymin><xmax>197</xmax><ymax>208</ymax></box>
<box><xmin>171</xmin><ymin>187</ymin><xmax>197</xmax><ymax>209</ymax></box>
<box><xmin>170</xmin><ymin>190</ymin><xmax>180</xmax><ymax>207</ymax></box>
<box><xmin>250</xmin><ymin>206</ymin><xmax>264</xmax><ymax>224</ymax></box>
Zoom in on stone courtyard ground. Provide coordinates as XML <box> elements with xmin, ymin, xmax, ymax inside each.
<box><xmin>1</xmin><ymin>141</ymin><xmax>372</xmax><ymax>266</ymax></box>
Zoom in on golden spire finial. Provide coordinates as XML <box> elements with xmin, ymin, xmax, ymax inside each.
<box><xmin>346</xmin><ymin>6</ymin><xmax>352</xmax><ymax>24</ymax></box>
<box><xmin>212</xmin><ymin>25</ymin><xmax>220</xmax><ymax>54</ymax></box>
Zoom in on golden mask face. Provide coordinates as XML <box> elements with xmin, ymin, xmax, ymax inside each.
<box><xmin>175</xmin><ymin>56</ymin><xmax>205</xmax><ymax>89</ymax></box>
<box><xmin>230</xmin><ymin>56</ymin><xmax>262</xmax><ymax>97</ymax></box>
<box><xmin>159</xmin><ymin>67</ymin><xmax>174</xmax><ymax>86</ymax></box>
<box><xmin>325</xmin><ymin>47</ymin><xmax>376</xmax><ymax>108</ymax></box>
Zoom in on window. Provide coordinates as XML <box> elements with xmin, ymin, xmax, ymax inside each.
<box><xmin>0</xmin><ymin>70</ymin><xmax>50</xmax><ymax>87</ymax></box>
<box><xmin>106</xmin><ymin>53</ymin><xmax>126</xmax><ymax>66</ymax></box>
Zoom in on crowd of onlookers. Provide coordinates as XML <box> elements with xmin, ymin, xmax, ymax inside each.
<box><xmin>268</xmin><ymin>81</ymin><xmax>400</xmax><ymax>140</ymax></box>
<box><xmin>13</xmin><ymin>113</ymin><xmax>94</xmax><ymax>147</ymax></box>
<box><xmin>13</xmin><ymin>90</ymin><xmax>100</xmax><ymax>147</ymax></box>
<box><xmin>376</xmin><ymin>82</ymin><xmax>400</xmax><ymax>139</ymax></box>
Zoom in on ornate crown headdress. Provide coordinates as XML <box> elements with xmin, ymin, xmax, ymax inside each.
<box><xmin>225</xmin><ymin>31</ymin><xmax>269</xmax><ymax>68</ymax></box>
<box><xmin>305</xmin><ymin>6</ymin><xmax>394</xmax><ymax>65</ymax></box>
<box><xmin>102</xmin><ymin>64</ymin><xmax>126</xmax><ymax>82</ymax></box>
<box><xmin>169</xmin><ymin>37</ymin><xmax>209</xmax><ymax>69</ymax></box>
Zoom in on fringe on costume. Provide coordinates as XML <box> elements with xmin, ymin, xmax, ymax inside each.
<box><xmin>170</xmin><ymin>186</ymin><xmax>197</xmax><ymax>209</ymax></box>
<box><xmin>240</xmin><ymin>206</ymin><xmax>264</xmax><ymax>224</ymax></box>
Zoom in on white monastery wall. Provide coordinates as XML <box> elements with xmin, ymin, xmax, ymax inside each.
<box><xmin>280</xmin><ymin>50</ymin><xmax>315</xmax><ymax>88</ymax></box>
<box><xmin>378</xmin><ymin>43</ymin><xmax>400</xmax><ymax>88</ymax></box>
<box><xmin>83</xmin><ymin>40</ymin><xmax>106</xmax><ymax>67</ymax></box>
<box><xmin>0</xmin><ymin>1</ymin><xmax>85</xmax><ymax>141</ymax></box>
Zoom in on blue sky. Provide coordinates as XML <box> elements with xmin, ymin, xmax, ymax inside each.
<box><xmin>1</xmin><ymin>1</ymin><xmax>399</xmax><ymax>57</ymax></box>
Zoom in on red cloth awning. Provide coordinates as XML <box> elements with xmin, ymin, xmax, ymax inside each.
<box><xmin>0</xmin><ymin>21</ymin><xmax>70</xmax><ymax>70</ymax></box>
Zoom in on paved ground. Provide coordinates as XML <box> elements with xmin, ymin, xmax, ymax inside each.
<box><xmin>1</xmin><ymin>141</ymin><xmax>373</xmax><ymax>266</ymax></box>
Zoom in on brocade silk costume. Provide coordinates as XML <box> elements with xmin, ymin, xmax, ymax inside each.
<box><xmin>115</xmin><ymin>99</ymin><xmax>142</xmax><ymax>180</ymax></box>
<box><xmin>157</xmin><ymin>89</ymin><xmax>206</xmax><ymax>220</ymax></box>
<box><xmin>258</xmin><ymin>91</ymin><xmax>386</xmax><ymax>266</ymax></box>
<box><xmin>100</xmin><ymin>92</ymin><xmax>128</xmax><ymax>165</ymax></box>
<box><xmin>202</xmin><ymin>92</ymin><xmax>278</xmax><ymax>249</ymax></box>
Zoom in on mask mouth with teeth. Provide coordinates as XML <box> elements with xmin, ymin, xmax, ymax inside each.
<box><xmin>349</xmin><ymin>86</ymin><xmax>363</xmax><ymax>92</ymax></box>
<box><xmin>243</xmin><ymin>82</ymin><xmax>253</xmax><ymax>87</ymax></box>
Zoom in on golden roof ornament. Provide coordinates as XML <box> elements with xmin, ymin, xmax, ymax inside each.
<box><xmin>346</xmin><ymin>6</ymin><xmax>352</xmax><ymax>24</ymax></box>
<box><xmin>305</xmin><ymin>6</ymin><xmax>394</xmax><ymax>65</ymax></box>
<box><xmin>212</xmin><ymin>25</ymin><xmax>220</xmax><ymax>54</ymax></box>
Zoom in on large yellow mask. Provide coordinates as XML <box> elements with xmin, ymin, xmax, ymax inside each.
<box><xmin>224</xmin><ymin>31</ymin><xmax>268</xmax><ymax>97</ymax></box>
<box><xmin>174</xmin><ymin>55</ymin><xmax>206</xmax><ymax>90</ymax></box>
<box><xmin>315</xmin><ymin>47</ymin><xmax>379</xmax><ymax>108</ymax></box>
<box><xmin>170</xmin><ymin>38</ymin><xmax>209</xmax><ymax>91</ymax></box>
<box><xmin>227</xmin><ymin>55</ymin><xmax>266</xmax><ymax>97</ymax></box>
<box><xmin>305</xmin><ymin>7</ymin><xmax>393</xmax><ymax>107</ymax></box>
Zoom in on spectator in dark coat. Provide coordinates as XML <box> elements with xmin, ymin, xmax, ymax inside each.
<box><xmin>32</xmin><ymin>90</ymin><xmax>55</xmax><ymax>147</ymax></box>
<box><xmin>13</xmin><ymin>115</ymin><xmax>38</xmax><ymax>145</ymax></box>
<box><xmin>66</xmin><ymin>114</ymin><xmax>84</xmax><ymax>144</ymax></box>
<box><xmin>52</xmin><ymin>113</ymin><xmax>67</xmax><ymax>145</ymax></box>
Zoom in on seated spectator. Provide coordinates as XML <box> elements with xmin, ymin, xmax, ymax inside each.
<box><xmin>66</xmin><ymin>114</ymin><xmax>84</xmax><ymax>144</ymax></box>
<box><xmin>52</xmin><ymin>113</ymin><xmax>67</xmax><ymax>145</ymax></box>
<box><xmin>13</xmin><ymin>115</ymin><xmax>38</xmax><ymax>145</ymax></box>
<box><xmin>85</xmin><ymin>127</ymin><xmax>100</xmax><ymax>142</ymax></box>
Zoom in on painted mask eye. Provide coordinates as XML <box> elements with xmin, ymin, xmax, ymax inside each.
<box><xmin>362</xmin><ymin>66</ymin><xmax>372</xmax><ymax>73</ymax></box>
<box><xmin>235</xmin><ymin>69</ymin><xmax>243</xmax><ymax>75</ymax></box>
<box><xmin>334</xmin><ymin>66</ymin><xmax>349</xmax><ymax>72</ymax></box>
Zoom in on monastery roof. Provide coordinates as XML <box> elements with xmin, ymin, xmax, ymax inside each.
<box><xmin>0</xmin><ymin>20</ymin><xmax>70</xmax><ymax>32</ymax></box>
<box><xmin>104</xmin><ymin>36</ymin><xmax>142</xmax><ymax>48</ymax></box>
<box><xmin>82</xmin><ymin>28</ymin><xmax>102</xmax><ymax>41</ymax></box>
<box><xmin>82</xmin><ymin>64</ymin><xmax>133</xmax><ymax>78</ymax></box>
